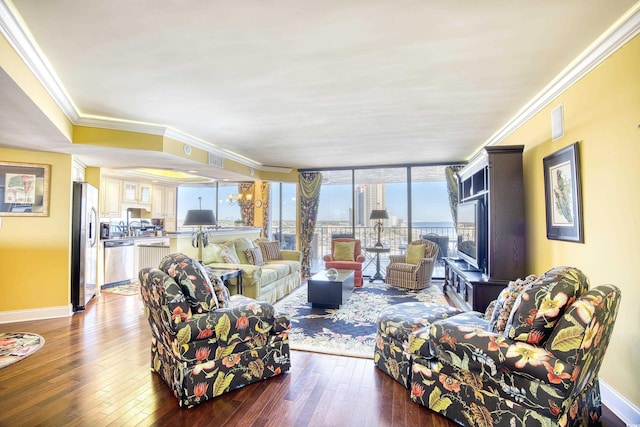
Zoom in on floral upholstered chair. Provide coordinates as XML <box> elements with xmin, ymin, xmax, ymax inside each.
<box><xmin>385</xmin><ymin>239</ymin><xmax>439</xmax><ymax>290</ymax></box>
<box><xmin>408</xmin><ymin>266</ymin><xmax>621</xmax><ymax>426</ymax></box>
<box><xmin>139</xmin><ymin>253</ymin><xmax>291</xmax><ymax>408</ymax></box>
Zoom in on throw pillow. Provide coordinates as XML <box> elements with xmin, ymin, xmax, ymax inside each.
<box><xmin>244</xmin><ymin>247</ymin><xmax>265</xmax><ymax>265</ymax></box>
<box><xmin>208</xmin><ymin>272</ymin><xmax>231</xmax><ymax>309</ymax></box>
<box><xmin>158</xmin><ymin>253</ymin><xmax>218</xmax><ymax>314</ymax></box>
<box><xmin>259</xmin><ymin>240</ymin><xmax>283</xmax><ymax>261</ymax></box>
<box><xmin>333</xmin><ymin>241</ymin><xmax>355</xmax><ymax>261</ymax></box>
<box><xmin>488</xmin><ymin>274</ymin><xmax>539</xmax><ymax>333</ymax></box>
<box><xmin>504</xmin><ymin>266</ymin><xmax>590</xmax><ymax>345</ymax></box>
<box><xmin>406</xmin><ymin>244</ymin><xmax>426</xmax><ymax>265</ymax></box>
<box><xmin>221</xmin><ymin>246</ymin><xmax>241</xmax><ymax>264</ymax></box>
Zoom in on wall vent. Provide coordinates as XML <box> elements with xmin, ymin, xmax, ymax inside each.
<box><xmin>208</xmin><ymin>153</ymin><xmax>224</xmax><ymax>168</ymax></box>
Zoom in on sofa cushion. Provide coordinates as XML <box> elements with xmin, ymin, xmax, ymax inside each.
<box><xmin>406</xmin><ymin>244</ymin><xmax>426</xmax><ymax>265</ymax></box>
<box><xmin>487</xmin><ymin>274</ymin><xmax>539</xmax><ymax>333</ymax></box>
<box><xmin>159</xmin><ymin>253</ymin><xmax>218</xmax><ymax>314</ymax></box>
<box><xmin>233</xmin><ymin>238</ymin><xmax>257</xmax><ymax>264</ymax></box>
<box><xmin>202</xmin><ymin>243</ymin><xmax>226</xmax><ymax>264</ymax></box>
<box><xmin>504</xmin><ymin>266</ymin><xmax>589</xmax><ymax>345</ymax></box>
<box><xmin>259</xmin><ymin>240</ymin><xmax>283</xmax><ymax>261</ymax></box>
<box><xmin>333</xmin><ymin>241</ymin><xmax>355</xmax><ymax>261</ymax></box>
<box><xmin>221</xmin><ymin>246</ymin><xmax>241</xmax><ymax>264</ymax></box>
<box><xmin>244</xmin><ymin>247</ymin><xmax>265</xmax><ymax>265</ymax></box>
<box><xmin>263</xmin><ymin>262</ymin><xmax>291</xmax><ymax>280</ymax></box>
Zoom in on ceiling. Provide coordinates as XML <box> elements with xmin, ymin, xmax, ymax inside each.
<box><xmin>0</xmin><ymin>0</ymin><xmax>638</xmax><ymax>181</ymax></box>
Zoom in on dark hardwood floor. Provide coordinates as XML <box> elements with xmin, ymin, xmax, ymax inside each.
<box><xmin>0</xmin><ymin>289</ymin><xmax>625</xmax><ymax>426</ymax></box>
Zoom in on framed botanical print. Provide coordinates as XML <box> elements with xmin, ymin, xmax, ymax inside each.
<box><xmin>543</xmin><ymin>142</ymin><xmax>583</xmax><ymax>242</ymax></box>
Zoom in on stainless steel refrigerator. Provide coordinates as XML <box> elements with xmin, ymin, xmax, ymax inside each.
<box><xmin>71</xmin><ymin>182</ymin><xmax>99</xmax><ymax>311</ymax></box>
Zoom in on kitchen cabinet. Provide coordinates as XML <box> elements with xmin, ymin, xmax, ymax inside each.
<box><xmin>152</xmin><ymin>185</ymin><xmax>177</xmax><ymax>231</ymax></box>
<box><xmin>123</xmin><ymin>181</ymin><xmax>152</xmax><ymax>208</ymax></box>
<box><xmin>100</xmin><ymin>178</ymin><xmax>122</xmax><ymax>217</ymax></box>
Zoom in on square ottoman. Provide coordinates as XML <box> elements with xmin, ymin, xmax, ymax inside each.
<box><xmin>374</xmin><ymin>302</ymin><xmax>463</xmax><ymax>388</ymax></box>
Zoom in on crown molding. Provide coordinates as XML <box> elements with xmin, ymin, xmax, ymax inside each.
<box><xmin>0</xmin><ymin>0</ymin><xmax>78</xmax><ymax>122</ymax></box>
<box><xmin>481</xmin><ymin>2</ymin><xmax>640</xmax><ymax>152</ymax></box>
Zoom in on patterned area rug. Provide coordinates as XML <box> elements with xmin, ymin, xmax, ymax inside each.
<box><xmin>0</xmin><ymin>332</ymin><xmax>45</xmax><ymax>369</ymax></box>
<box><xmin>273</xmin><ymin>281</ymin><xmax>448</xmax><ymax>359</ymax></box>
<box><xmin>101</xmin><ymin>282</ymin><xmax>140</xmax><ymax>296</ymax></box>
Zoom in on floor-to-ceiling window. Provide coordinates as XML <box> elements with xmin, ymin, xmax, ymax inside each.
<box><xmin>270</xmin><ymin>182</ymin><xmax>297</xmax><ymax>250</ymax></box>
<box><xmin>309</xmin><ymin>165</ymin><xmax>456</xmax><ymax>277</ymax></box>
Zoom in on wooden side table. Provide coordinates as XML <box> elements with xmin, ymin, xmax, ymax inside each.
<box><xmin>365</xmin><ymin>247</ymin><xmax>391</xmax><ymax>282</ymax></box>
<box><xmin>207</xmin><ymin>267</ymin><xmax>243</xmax><ymax>295</ymax></box>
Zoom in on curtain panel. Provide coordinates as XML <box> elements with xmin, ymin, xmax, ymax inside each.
<box><xmin>238</xmin><ymin>182</ymin><xmax>254</xmax><ymax>226</ymax></box>
<box><xmin>445</xmin><ymin>166</ymin><xmax>462</xmax><ymax>227</ymax></box>
<box><xmin>261</xmin><ymin>181</ymin><xmax>270</xmax><ymax>238</ymax></box>
<box><xmin>298</xmin><ymin>172</ymin><xmax>322</xmax><ymax>277</ymax></box>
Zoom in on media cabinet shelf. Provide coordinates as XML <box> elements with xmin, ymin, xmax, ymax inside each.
<box><xmin>457</xmin><ymin>145</ymin><xmax>525</xmax><ymax>282</ymax></box>
<box><xmin>443</xmin><ymin>257</ymin><xmax>509</xmax><ymax>313</ymax></box>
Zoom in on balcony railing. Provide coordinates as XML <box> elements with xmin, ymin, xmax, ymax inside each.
<box><xmin>274</xmin><ymin>225</ymin><xmax>457</xmax><ymax>277</ymax></box>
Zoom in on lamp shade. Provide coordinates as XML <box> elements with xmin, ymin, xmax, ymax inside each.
<box><xmin>183</xmin><ymin>209</ymin><xmax>217</xmax><ymax>226</ymax></box>
<box><xmin>369</xmin><ymin>209</ymin><xmax>389</xmax><ymax>220</ymax></box>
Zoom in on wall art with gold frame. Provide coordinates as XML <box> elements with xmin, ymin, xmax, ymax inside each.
<box><xmin>0</xmin><ymin>161</ymin><xmax>51</xmax><ymax>216</ymax></box>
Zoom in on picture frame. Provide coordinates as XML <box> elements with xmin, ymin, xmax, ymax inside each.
<box><xmin>0</xmin><ymin>161</ymin><xmax>51</xmax><ymax>216</ymax></box>
<box><xmin>543</xmin><ymin>142</ymin><xmax>583</xmax><ymax>242</ymax></box>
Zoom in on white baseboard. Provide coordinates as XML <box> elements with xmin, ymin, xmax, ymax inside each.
<box><xmin>601</xmin><ymin>379</ymin><xmax>640</xmax><ymax>425</ymax></box>
<box><xmin>0</xmin><ymin>305</ymin><xmax>73</xmax><ymax>324</ymax></box>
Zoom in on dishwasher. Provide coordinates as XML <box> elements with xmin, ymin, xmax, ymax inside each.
<box><xmin>104</xmin><ymin>239</ymin><xmax>136</xmax><ymax>286</ymax></box>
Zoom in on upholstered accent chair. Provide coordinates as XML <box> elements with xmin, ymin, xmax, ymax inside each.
<box><xmin>139</xmin><ymin>253</ymin><xmax>291</xmax><ymax>408</ymax></box>
<box><xmin>385</xmin><ymin>239</ymin><xmax>439</xmax><ymax>290</ymax></box>
<box><xmin>409</xmin><ymin>266</ymin><xmax>621</xmax><ymax>427</ymax></box>
<box><xmin>323</xmin><ymin>238</ymin><xmax>365</xmax><ymax>286</ymax></box>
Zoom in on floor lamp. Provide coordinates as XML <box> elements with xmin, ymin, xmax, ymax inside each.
<box><xmin>183</xmin><ymin>202</ymin><xmax>217</xmax><ymax>263</ymax></box>
<box><xmin>370</xmin><ymin>209</ymin><xmax>389</xmax><ymax>248</ymax></box>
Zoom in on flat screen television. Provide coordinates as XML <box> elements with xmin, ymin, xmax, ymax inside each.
<box><xmin>456</xmin><ymin>199</ymin><xmax>485</xmax><ymax>271</ymax></box>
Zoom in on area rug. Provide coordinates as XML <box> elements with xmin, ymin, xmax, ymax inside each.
<box><xmin>0</xmin><ymin>332</ymin><xmax>45</xmax><ymax>369</ymax></box>
<box><xmin>273</xmin><ymin>281</ymin><xmax>448</xmax><ymax>359</ymax></box>
<box><xmin>101</xmin><ymin>282</ymin><xmax>140</xmax><ymax>296</ymax></box>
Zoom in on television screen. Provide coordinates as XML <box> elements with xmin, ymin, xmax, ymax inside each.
<box><xmin>457</xmin><ymin>201</ymin><xmax>479</xmax><ymax>266</ymax></box>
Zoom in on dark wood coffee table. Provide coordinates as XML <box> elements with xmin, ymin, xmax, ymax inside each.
<box><xmin>307</xmin><ymin>269</ymin><xmax>355</xmax><ymax>308</ymax></box>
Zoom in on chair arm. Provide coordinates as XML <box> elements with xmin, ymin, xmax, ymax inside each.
<box><xmin>323</xmin><ymin>254</ymin><xmax>334</xmax><ymax>262</ymax></box>
<box><xmin>355</xmin><ymin>254</ymin><xmax>365</xmax><ymax>263</ymax></box>
<box><xmin>173</xmin><ymin>300</ymin><xmax>279</xmax><ymax>346</ymax></box>
<box><xmin>389</xmin><ymin>254</ymin><xmax>406</xmax><ymax>263</ymax></box>
<box><xmin>281</xmin><ymin>250</ymin><xmax>302</xmax><ymax>262</ymax></box>
<box><xmin>416</xmin><ymin>312</ymin><xmax>505</xmax><ymax>375</ymax></box>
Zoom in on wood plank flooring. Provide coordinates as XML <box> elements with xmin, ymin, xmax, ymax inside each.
<box><xmin>0</xmin><ymin>289</ymin><xmax>625</xmax><ymax>426</ymax></box>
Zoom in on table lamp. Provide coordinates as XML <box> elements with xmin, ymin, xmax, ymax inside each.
<box><xmin>183</xmin><ymin>199</ymin><xmax>217</xmax><ymax>262</ymax></box>
<box><xmin>370</xmin><ymin>209</ymin><xmax>389</xmax><ymax>248</ymax></box>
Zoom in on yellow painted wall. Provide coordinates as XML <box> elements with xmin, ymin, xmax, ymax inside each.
<box><xmin>0</xmin><ymin>148</ymin><xmax>73</xmax><ymax>311</ymax></box>
<box><xmin>500</xmin><ymin>34</ymin><xmax>640</xmax><ymax>406</ymax></box>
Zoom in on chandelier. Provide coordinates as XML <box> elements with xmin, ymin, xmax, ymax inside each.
<box><xmin>227</xmin><ymin>193</ymin><xmax>253</xmax><ymax>205</ymax></box>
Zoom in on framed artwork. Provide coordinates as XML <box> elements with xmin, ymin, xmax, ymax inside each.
<box><xmin>543</xmin><ymin>142</ymin><xmax>583</xmax><ymax>242</ymax></box>
<box><xmin>0</xmin><ymin>161</ymin><xmax>51</xmax><ymax>216</ymax></box>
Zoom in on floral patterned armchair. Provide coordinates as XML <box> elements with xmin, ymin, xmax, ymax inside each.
<box><xmin>408</xmin><ymin>266</ymin><xmax>621</xmax><ymax>426</ymax></box>
<box><xmin>139</xmin><ymin>253</ymin><xmax>291</xmax><ymax>408</ymax></box>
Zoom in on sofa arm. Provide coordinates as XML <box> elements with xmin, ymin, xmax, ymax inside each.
<box><xmin>323</xmin><ymin>254</ymin><xmax>334</xmax><ymax>262</ymax></box>
<box><xmin>205</xmin><ymin>262</ymin><xmax>263</xmax><ymax>285</ymax></box>
<box><xmin>173</xmin><ymin>300</ymin><xmax>278</xmax><ymax>346</ymax></box>
<box><xmin>281</xmin><ymin>250</ymin><xmax>302</xmax><ymax>262</ymax></box>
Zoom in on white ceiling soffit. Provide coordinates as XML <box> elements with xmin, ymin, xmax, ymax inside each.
<box><xmin>1</xmin><ymin>1</ymin><xmax>639</xmax><ymax>171</ymax></box>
